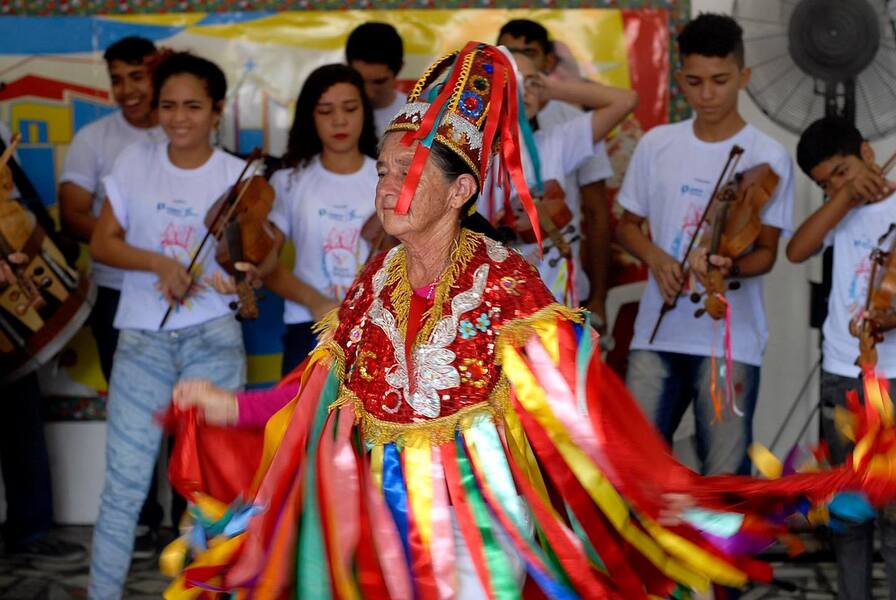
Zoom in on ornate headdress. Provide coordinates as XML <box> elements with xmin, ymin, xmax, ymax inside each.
<box><xmin>385</xmin><ymin>41</ymin><xmax>542</xmax><ymax>248</ymax></box>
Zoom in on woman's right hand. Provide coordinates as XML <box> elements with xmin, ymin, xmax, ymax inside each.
<box><xmin>153</xmin><ymin>255</ymin><xmax>192</xmax><ymax>303</ymax></box>
<box><xmin>172</xmin><ymin>379</ymin><xmax>238</xmax><ymax>426</ymax></box>
<box><xmin>647</xmin><ymin>249</ymin><xmax>684</xmax><ymax>305</ymax></box>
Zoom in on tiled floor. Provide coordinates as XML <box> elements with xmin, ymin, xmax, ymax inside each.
<box><xmin>0</xmin><ymin>527</ymin><xmax>171</xmax><ymax>599</ymax></box>
<box><xmin>0</xmin><ymin>528</ymin><xmax>892</xmax><ymax>598</ymax></box>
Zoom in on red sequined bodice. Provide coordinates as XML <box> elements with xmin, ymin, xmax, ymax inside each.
<box><xmin>330</xmin><ymin>233</ymin><xmax>555</xmax><ymax>429</ymax></box>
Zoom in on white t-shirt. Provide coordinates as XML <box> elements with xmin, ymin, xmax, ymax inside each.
<box><xmin>538</xmin><ymin>100</ymin><xmax>614</xmax><ymax>186</ymax></box>
<box><xmin>60</xmin><ymin>111</ymin><xmax>166</xmax><ymax>290</ymax></box>
<box><xmin>268</xmin><ymin>155</ymin><xmax>378</xmax><ymax>324</ymax></box>
<box><xmin>374</xmin><ymin>92</ymin><xmax>406</xmax><ymax>139</ymax></box>
<box><xmin>103</xmin><ymin>141</ymin><xmax>244</xmax><ymax>331</ymax></box>
<box><xmin>619</xmin><ymin>119</ymin><xmax>794</xmax><ymax>366</ymax></box>
<box><xmin>823</xmin><ymin>192</ymin><xmax>896</xmax><ymax>378</ymax></box>
<box><xmin>480</xmin><ymin>111</ymin><xmax>600</xmax><ymax>305</ymax></box>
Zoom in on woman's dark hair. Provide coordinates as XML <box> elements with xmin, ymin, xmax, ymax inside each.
<box><xmin>152</xmin><ymin>51</ymin><xmax>227</xmax><ymax>110</ymax></box>
<box><xmin>429</xmin><ymin>141</ymin><xmax>505</xmax><ymax>241</ymax></box>
<box><xmin>283</xmin><ymin>64</ymin><xmax>378</xmax><ymax>169</ymax></box>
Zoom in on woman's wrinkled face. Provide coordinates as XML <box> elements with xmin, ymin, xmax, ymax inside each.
<box><xmin>375</xmin><ymin>132</ymin><xmax>460</xmax><ymax>240</ymax></box>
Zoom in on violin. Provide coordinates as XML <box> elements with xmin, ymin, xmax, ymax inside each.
<box><xmin>852</xmin><ymin>150</ymin><xmax>896</xmax><ymax>367</ymax></box>
<box><xmin>158</xmin><ymin>148</ymin><xmax>276</xmax><ymax>329</ymax></box>
<box><xmin>511</xmin><ymin>179</ymin><xmax>572</xmax><ymax>253</ymax></box>
<box><xmin>648</xmin><ymin>145</ymin><xmax>743</xmax><ymax>342</ymax></box>
<box><xmin>856</xmin><ymin>225</ymin><xmax>896</xmax><ymax>368</ymax></box>
<box><xmin>691</xmin><ymin>163</ymin><xmax>780</xmax><ymax>319</ymax></box>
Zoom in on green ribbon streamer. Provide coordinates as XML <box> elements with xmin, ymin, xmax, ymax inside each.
<box><xmin>455</xmin><ymin>436</ymin><xmax>521</xmax><ymax>600</ymax></box>
<box><xmin>564</xmin><ymin>503</ymin><xmax>607</xmax><ymax>571</ymax></box>
<box><xmin>295</xmin><ymin>367</ymin><xmax>340</xmax><ymax>599</ymax></box>
<box><xmin>469</xmin><ymin>419</ymin><xmax>581</xmax><ymax>587</ymax></box>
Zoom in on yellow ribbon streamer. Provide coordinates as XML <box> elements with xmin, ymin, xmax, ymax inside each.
<box><xmin>403</xmin><ymin>433</ymin><xmax>434</xmax><ymax>547</ymax></box>
<box><xmin>502</xmin><ymin>331</ymin><xmax>748</xmax><ymax>590</ymax></box>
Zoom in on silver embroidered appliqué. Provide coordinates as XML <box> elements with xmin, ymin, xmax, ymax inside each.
<box><xmin>367</xmin><ymin>261</ymin><xmax>490</xmax><ymax>418</ymax></box>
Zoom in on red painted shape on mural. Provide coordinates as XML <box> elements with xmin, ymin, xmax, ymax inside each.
<box><xmin>0</xmin><ymin>74</ymin><xmax>108</xmax><ymax>101</ymax></box>
<box><xmin>622</xmin><ymin>8</ymin><xmax>670</xmax><ymax>132</ymax></box>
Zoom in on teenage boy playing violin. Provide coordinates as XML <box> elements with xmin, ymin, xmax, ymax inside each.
<box><xmin>788</xmin><ymin>115</ymin><xmax>896</xmax><ymax>600</ymax></box>
<box><xmin>616</xmin><ymin>13</ymin><xmax>794</xmax><ymax>478</ymax></box>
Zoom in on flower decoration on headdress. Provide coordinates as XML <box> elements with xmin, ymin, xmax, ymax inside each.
<box><xmin>385</xmin><ymin>42</ymin><xmax>543</xmax><ymax>249</ymax></box>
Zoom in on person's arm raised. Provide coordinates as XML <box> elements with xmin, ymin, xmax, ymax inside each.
<box><xmin>537</xmin><ymin>74</ymin><xmax>639</xmax><ymax>142</ymax></box>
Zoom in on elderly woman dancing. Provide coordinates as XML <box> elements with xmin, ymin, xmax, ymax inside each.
<box><xmin>164</xmin><ymin>43</ymin><xmax>896</xmax><ymax>599</ymax></box>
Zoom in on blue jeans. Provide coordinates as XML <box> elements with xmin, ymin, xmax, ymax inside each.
<box><xmin>625</xmin><ymin>350</ymin><xmax>760</xmax><ymax>475</ymax></box>
<box><xmin>822</xmin><ymin>370</ymin><xmax>896</xmax><ymax>600</ymax></box>
<box><xmin>87</xmin><ymin>316</ymin><xmax>245</xmax><ymax>599</ymax></box>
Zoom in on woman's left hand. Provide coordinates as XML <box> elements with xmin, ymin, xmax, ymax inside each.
<box><xmin>207</xmin><ymin>262</ymin><xmax>264</xmax><ymax>294</ymax></box>
<box><xmin>687</xmin><ymin>247</ymin><xmax>733</xmax><ymax>287</ymax></box>
<box><xmin>172</xmin><ymin>379</ymin><xmax>238</xmax><ymax>426</ymax></box>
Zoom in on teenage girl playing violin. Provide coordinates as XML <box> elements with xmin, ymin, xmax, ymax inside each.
<box><xmin>787</xmin><ymin>115</ymin><xmax>896</xmax><ymax>600</ymax></box>
<box><xmin>86</xmin><ymin>52</ymin><xmax>276</xmax><ymax>600</ymax></box>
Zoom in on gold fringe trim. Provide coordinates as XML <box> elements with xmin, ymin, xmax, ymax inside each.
<box><xmin>346</xmin><ymin>373</ymin><xmax>510</xmax><ymax>446</ymax></box>
<box><xmin>311</xmin><ymin>308</ymin><xmax>340</xmax><ymax>345</ymax></box>
<box><xmin>385</xmin><ymin>246</ymin><xmax>412</xmax><ymax>334</ymax></box>
<box><xmin>381</xmin><ymin>229</ymin><xmax>482</xmax><ymax>343</ymax></box>
<box><xmin>328</xmin><ymin>382</ymin><xmax>355</xmax><ymax>412</ymax></box>
<box><xmin>309</xmin><ymin>341</ymin><xmax>345</xmax><ymax>382</ymax></box>
<box><xmin>495</xmin><ymin>303</ymin><xmax>584</xmax><ymax>363</ymax></box>
<box><xmin>418</xmin><ymin>229</ymin><xmax>482</xmax><ymax>343</ymax></box>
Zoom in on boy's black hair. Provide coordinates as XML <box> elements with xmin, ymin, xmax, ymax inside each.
<box><xmin>283</xmin><ymin>64</ymin><xmax>378</xmax><ymax>169</ymax></box>
<box><xmin>497</xmin><ymin>19</ymin><xmax>552</xmax><ymax>54</ymax></box>
<box><xmin>796</xmin><ymin>116</ymin><xmax>864</xmax><ymax>177</ymax></box>
<box><xmin>152</xmin><ymin>52</ymin><xmax>227</xmax><ymax>109</ymax></box>
<box><xmin>678</xmin><ymin>13</ymin><xmax>745</xmax><ymax>68</ymax></box>
<box><xmin>345</xmin><ymin>22</ymin><xmax>404</xmax><ymax>75</ymax></box>
<box><xmin>103</xmin><ymin>36</ymin><xmax>157</xmax><ymax>65</ymax></box>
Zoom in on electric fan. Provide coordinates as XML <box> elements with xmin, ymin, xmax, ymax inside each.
<box><xmin>732</xmin><ymin>0</ymin><xmax>896</xmax><ymax>140</ymax></box>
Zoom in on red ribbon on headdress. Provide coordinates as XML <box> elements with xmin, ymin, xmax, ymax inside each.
<box><xmin>394</xmin><ymin>45</ymin><xmax>471</xmax><ymax>216</ymax></box>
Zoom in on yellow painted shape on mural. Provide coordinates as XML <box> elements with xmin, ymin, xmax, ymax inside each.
<box><xmin>175</xmin><ymin>9</ymin><xmax>630</xmax><ymax>89</ymax></box>
<box><xmin>247</xmin><ymin>353</ymin><xmax>282</xmax><ymax>387</ymax></box>
<box><xmin>62</xmin><ymin>326</ymin><xmax>108</xmax><ymax>393</ymax></box>
<box><xmin>102</xmin><ymin>14</ymin><xmax>206</xmax><ymax>27</ymax></box>
<box><xmin>12</xmin><ymin>103</ymin><xmax>73</xmax><ymax>144</ymax></box>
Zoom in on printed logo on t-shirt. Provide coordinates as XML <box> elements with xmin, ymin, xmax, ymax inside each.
<box><xmin>319</xmin><ymin>205</ymin><xmax>364</xmax><ymax>300</ymax></box>
<box><xmin>847</xmin><ymin>237</ymin><xmax>876</xmax><ymax>320</ymax></box>
<box><xmin>158</xmin><ymin>217</ymin><xmax>209</xmax><ymax>312</ymax></box>
<box><xmin>668</xmin><ymin>201</ymin><xmax>704</xmax><ymax>262</ymax></box>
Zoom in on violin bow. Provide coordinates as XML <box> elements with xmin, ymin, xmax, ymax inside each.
<box><xmin>157</xmin><ymin>148</ymin><xmax>263</xmax><ymax>330</ymax></box>
<box><xmin>647</xmin><ymin>145</ymin><xmax>744</xmax><ymax>343</ymax></box>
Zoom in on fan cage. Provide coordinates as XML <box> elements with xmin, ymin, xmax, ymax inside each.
<box><xmin>732</xmin><ymin>0</ymin><xmax>896</xmax><ymax>140</ymax></box>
